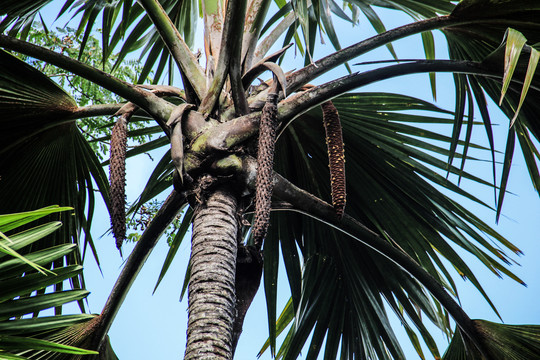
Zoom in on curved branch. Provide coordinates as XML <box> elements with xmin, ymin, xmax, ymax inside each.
<box><xmin>187</xmin><ymin>59</ymin><xmax>500</xmax><ymax>160</ymax></box>
<box><xmin>68</xmin><ymin>104</ymin><xmax>124</xmax><ymax>119</ymax></box>
<box><xmin>242</xmin><ymin>44</ymin><xmax>293</xmax><ymax>89</ymax></box>
<box><xmin>95</xmin><ymin>190</ymin><xmax>187</xmax><ymax>349</ymax></box>
<box><xmin>239</xmin><ymin>156</ymin><xmax>490</xmax><ymax>358</ymax></box>
<box><xmin>69</xmin><ymin>84</ymin><xmax>188</xmax><ymax>120</ymax></box>
<box><xmin>281</xmin><ymin>59</ymin><xmax>539</xmax><ymax>124</ymax></box>
<box><xmin>0</xmin><ymin>35</ymin><xmax>175</xmax><ymax>132</ymax></box>
<box><xmin>286</xmin><ymin>15</ymin><xmax>540</xmax><ymax>93</ymax></box>
<box><xmin>279</xmin><ymin>60</ymin><xmax>493</xmax><ymax>123</ymax></box>
<box><xmin>285</xmin><ymin>16</ymin><xmax>456</xmax><ymax>92</ymax></box>
<box><xmin>138</xmin><ymin>0</ymin><xmax>207</xmax><ymax>100</ymax></box>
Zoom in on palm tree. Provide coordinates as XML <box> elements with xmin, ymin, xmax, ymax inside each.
<box><xmin>1</xmin><ymin>0</ymin><xmax>540</xmax><ymax>358</ymax></box>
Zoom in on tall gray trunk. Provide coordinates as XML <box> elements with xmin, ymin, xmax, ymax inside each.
<box><xmin>184</xmin><ymin>186</ymin><xmax>238</xmax><ymax>360</ymax></box>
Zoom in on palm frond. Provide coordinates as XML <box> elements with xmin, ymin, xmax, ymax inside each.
<box><xmin>263</xmin><ymin>211</ymin><xmax>447</xmax><ymax>359</ymax></box>
<box><xmin>444</xmin><ymin>1</ymin><xmax>540</xmax><ymax>217</ymax></box>
<box><xmin>260</xmin><ymin>0</ymin><xmax>455</xmax><ymax>68</ymax></box>
<box><xmin>0</xmin><ymin>0</ymin><xmax>52</xmax><ymax>35</ymax></box>
<box><xmin>0</xmin><ymin>208</ymin><xmax>105</xmax><ymax>359</ymax></box>
<box><xmin>152</xmin><ymin>205</ymin><xmax>192</xmax><ymax>293</ymax></box>
<box><xmin>258</xmin><ymin>91</ymin><xmax>524</xmax><ymax>358</ymax></box>
<box><xmin>2</xmin><ymin>0</ymin><xmax>199</xmax><ymax>86</ymax></box>
<box><xmin>443</xmin><ymin>320</ymin><xmax>540</xmax><ymax>360</ymax></box>
<box><xmin>0</xmin><ymin>49</ymin><xmax>110</xmax><ymax>270</ymax></box>
<box><xmin>128</xmin><ymin>148</ymin><xmax>173</xmax><ymax>216</ymax></box>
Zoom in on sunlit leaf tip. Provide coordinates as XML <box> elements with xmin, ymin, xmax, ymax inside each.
<box><xmin>510</xmin><ymin>46</ymin><xmax>540</xmax><ymax>127</ymax></box>
<box><xmin>499</xmin><ymin>28</ymin><xmax>527</xmax><ymax>106</ymax></box>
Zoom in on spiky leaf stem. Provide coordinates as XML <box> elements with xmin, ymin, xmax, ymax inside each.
<box><xmin>109</xmin><ymin>115</ymin><xmax>128</xmax><ymax>251</ymax></box>
<box><xmin>322</xmin><ymin>101</ymin><xmax>346</xmax><ymax>219</ymax></box>
<box><xmin>252</xmin><ymin>91</ymin><xmax>278</xmax><ymax>249</ymax></box>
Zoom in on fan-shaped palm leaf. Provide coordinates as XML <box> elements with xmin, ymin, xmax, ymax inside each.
<box><xmin>0</xmin><ymin>0</ymin><xmax>53</xmax><ymax>36</ymax></box>
<box><xmin>0</xmin><ymin>207</ymin><xmax>105</xmax><ymax>359</ymax></box>
<box><xmin>443</xmin><ymin>320</ymin><xmax>540</xmax><ymax>360</ymax></box>
<box><xmin>264</xmin><ymin>213</ymin><xmax>449</xmax><ymax>359</ymax></box>
<box><xmin>0</xmin><ymin>49</ymin><xmax>110</xmax><ymax>274</ymax></box>
<box><xmin>258</xmin><ymin>91</ymin><xmax>524</xmax><ymax>358</ymax></box>
<box><xmin>443</xmin><ymin>1</ymin><xmax>540</xmax><ymax>218</ymax></box>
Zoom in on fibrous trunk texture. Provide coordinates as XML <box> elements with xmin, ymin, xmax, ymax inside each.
<box><xmin>322</xmin><ymin>101</ymin><xmax>346</xmax><ymax>219</ymax></box>
<box><xmin>185</xmin><ymin>187</ymin><xmax>239</xmax><ymax>360</ymax></box>
<box><xmin>252</xmin><ymin>92</ymin><xmax>278</xmax><ymax>248</ymax></box>
<box><xmin>109</xmin><ymin>115</ymin><xmax>128</xmax><ymax>250</ymax></box>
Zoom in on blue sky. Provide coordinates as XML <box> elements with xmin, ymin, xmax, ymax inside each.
<box><xmin>36</xmin><ymin>2</ymin><xmax>540</xmax><ymax>359</ymax></box>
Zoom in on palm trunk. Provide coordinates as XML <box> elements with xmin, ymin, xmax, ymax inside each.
<box><xmin>184</xmin><ymin>186</ymin><xmax>239</xmax><ymax>360</ymax></box>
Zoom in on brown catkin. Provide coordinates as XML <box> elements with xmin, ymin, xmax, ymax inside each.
<box><xmin>252</xmin><ymin>92</ymin><xmax>279</xmax><ymax>248</ymax></box>
<box><xmin>109</xmin><ymin>115</ymin><xmax>128</xmax><ymax>250</ymax></box>
<box><xmin>322</xmin><ymin>101</ymin><xmax>346</xmax><ymax>219</ymax></box>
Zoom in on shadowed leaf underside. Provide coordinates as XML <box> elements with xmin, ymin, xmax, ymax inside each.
<box><xmin>0</xmin><ymin>48</ymin><xmax>110</xmax><ymax>274</ymax></box>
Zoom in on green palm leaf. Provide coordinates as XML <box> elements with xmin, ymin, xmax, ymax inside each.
<box><xmin>259</xmin><ymin>91</ymin><xmax>523</xmax><ymax>358</ymax></box>
<box><xmin>0</xmin><ymin>0</ymin><xmax>52</xmax><ymax>18</ymax></box>
<box><xmin>444</xmin><ymin>1</ymin><xmax>540</xmax><ymax>218</ymax></box>
<box><xmin>264</xmin><ymin>212</ymin><xmax>446</xmax><ymax>359</ymax></box>
<box><xmin>128</xmin><ymin>147</ymin><xmax>174</xmax><ymax>215</ymax></box>
<box><xmin>0</xmin><ymin>0</ymin><xmax>53</xmax><ymax>35</ymax></box>
<box><xmin>70</xmin><ymin>0</ymin><xmax>198</xmax><ymax>84</ymax></box>
<box><xmin>0</xmin><ymin>49</ymin><xmax>110</xmax><ymax>274</ymax></box>
<box><xmin>262</xmin><ymin>0</ymin><xmax>454</xmax><ymax>67</ymax></box>
<box><xmin>0</xmin><ymin>207</ymin><xmax>107</xmax><ymax>359</ymax></box>
<box><xmin>2</xmin><ymin>0</ymin><xmax>198</xmax><ymax>85</ymax></box>
<box><xmin>443</xmin><ymin>320</ymin><xmax>540</xmax><ymax>360</ymax></box>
